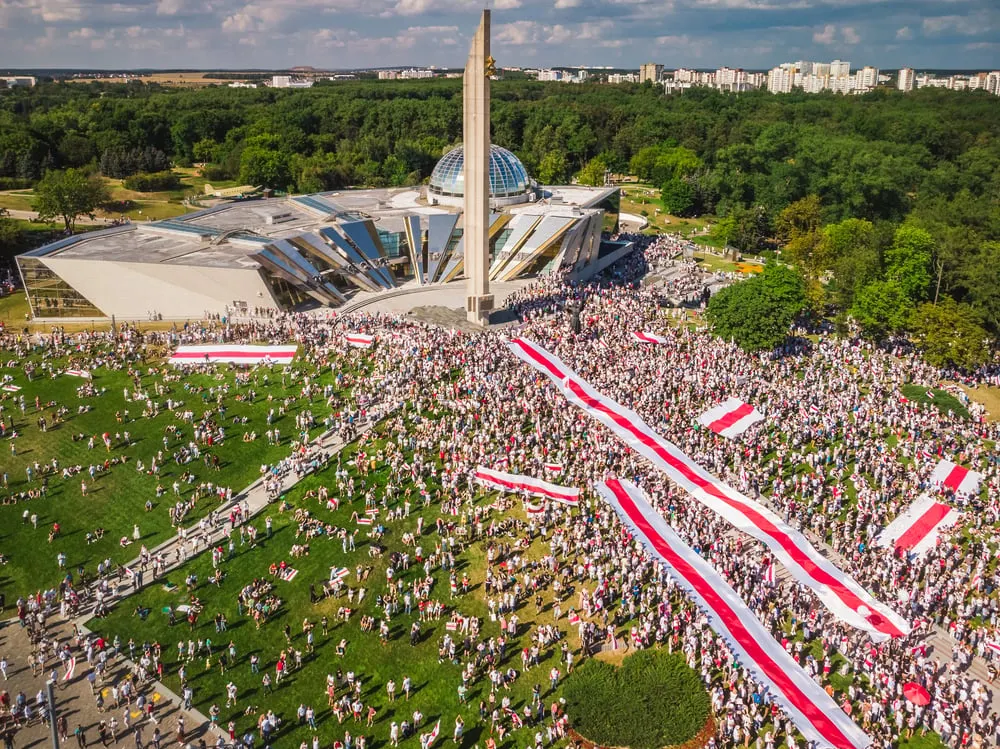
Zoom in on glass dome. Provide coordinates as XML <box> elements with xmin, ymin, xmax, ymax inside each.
<box><xmin>429</xmin><ymin>144</ymin><xmax>531</xmax><ymax>200</ymax></box>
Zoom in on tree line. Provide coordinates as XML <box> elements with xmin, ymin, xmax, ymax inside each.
<box><xmin>0</xmin><ymin>79</ymin><xmax>997</xmax><ymax>362</ymax></box>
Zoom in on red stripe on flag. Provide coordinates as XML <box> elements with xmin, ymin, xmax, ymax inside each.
<box><xmin>562</xmin><ymin>377</ymin><xmax>905</xmax><ymax>635</ymax></box>
<box><xmin>605</xmin><ymin>480</ymin><xmax>861</xmax><ymax>749</ymax></box>
<box><xmin>893</xmin><ymin>502</ymin><xmax>954</xmax><ymax>552</ymax></box>
<box><xmin>507</xmin><ymin>337</ymin><xmax>905</xmax><ymax>640</ymax></box>
<box><xmin>708</xmin><ymin>402</ymin><xmax>756</xmax><ymax>434</ymax></box>
<box><xmin>942</xmin><ymin>464</ymin><xmax>968</xmax><ymax>493</ymax></box>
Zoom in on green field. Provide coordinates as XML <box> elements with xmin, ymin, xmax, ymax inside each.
<box><xmin>0</xmin><ymin>344</ymin><xmax>361</xmax><ymax>598</ymax></box>
<box><xmin>86</xmin><ymin>420</ymin><xmax>710</xmax><ymax>749</ymax></box>
<box><xmin>901</xmin><ymin>384</ymin><xmax>970</xmax><ymax>420</ymax></box>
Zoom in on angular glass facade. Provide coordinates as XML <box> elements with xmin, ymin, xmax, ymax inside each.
<box><xmin>18</xmin><ymin>257</ymin><xmax>104</xmax><ymax>317</ymax></box>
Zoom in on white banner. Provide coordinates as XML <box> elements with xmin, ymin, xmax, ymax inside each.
<box><xmin>596</xmin><ymin>479</ymin><xmax>870</xmax><ymax>749</ymax></box>
<box><xmin>169</xmin><ymin>344</ymin><xmax>297</xmax><ymax>366</ymax></box>
<box><xmin>474</xmin><ymin>465</ymin><xmax>579</xmax><ymax>505</ymax></box>
<box><xmin>506</xmin><ymin>336</ymin><xmax>909</xmax><ymax>642</ymax></box>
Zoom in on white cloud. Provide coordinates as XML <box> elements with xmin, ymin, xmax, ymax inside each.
<box><xmin>922</xmin><ymin>13</ymin><xmax>991</xmax><ymax>36</ymax></box>
<box><xmin>812</xmin><ymin>23</ymin><xmax>859</xmax><ymax>45</ymax></box>
<box><xmin>554</xmin><ymin>0</ymin><xmax>582</xmax><ymax>7</ymax></box>
<box><xmin>27</xmin><ymin>0</ymin><xmax>82</xmax><ymax>22</ymax></box>
<box><xmin>812</xmin><ymin>23</ymin><xmax>835</xmax><ymax>44</ymax></box>
<box><xmin>156</xmin><ymin>0</ymin><xmax>184</xmax><ymax>15</ymax></box>
<box><xmin>895</xmin><ymin>25</ymin><xmax>913</xmax><ymax>39</ymax></box>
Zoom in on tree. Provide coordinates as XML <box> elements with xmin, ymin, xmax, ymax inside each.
<box><xmin>0</xmin><ymin>208</ymin><xmax>18</xmax><ymax>249</ymax></box>
<box><xmin>961</xmin><ymin>241</ymin><xmax>1000</xmax><ymax>333</ymax></box>
<box><xmin>850</xmin><ymin>280</ymin><xmax>913</xmax><ymax>339</ymax></box>
<box><xmin>32</xmin><ymin>169</ymin><xmax>110</xmax><ymax>233</ymax></box>
<box><xmin>776</xmin><ymin>195</ymin><xmax>822</xmax><ymax>246</ymax></box>
<box><xmin>716</xmin><ymin>204</ymin><xmax>768</xmax><ymax>254</ymax></box>
<box><xmin>536</xmin><ymin>150</ymin><xmax>569</xmax><ymax>185</ymax></box>
<box><xmin>706</xmin><ymin>263</ymin><xmax>806</xmax><ymax>351</ymax></box>
<box><xmin>909</xmin><ymin>297</ymin><xmax>991</xmax><ymax>370</ymax></box>
<box><xmin>575</xmin><ymin>156</ymin><xmax>608</xmax><ymax>187</ymax></box>
<box><xmin>819</xmin><ymin>218</ymin><xmax>881</xmax><ymax>310</ymax></box>
<box><xmin>885</xmin><ymin>225</ymin><xmax>933</xmax><ymax>302</ymax></box>
<box><xmin>776</xmin><ymin>195</ymin><xmax>825</xmax><ymax>286</ymax></box>
<box><xmin>660</xmin><ymin>177</ymin><xmax>695</xmax><ymax>216</ymax></box>
<box><xmin>239</xmin><ymin>144</ymin><xmax>291</xmax><ymax>190</ymax></box>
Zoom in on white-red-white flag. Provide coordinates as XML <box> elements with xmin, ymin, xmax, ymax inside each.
<box><xmin>543</xmin><ymin>462</ymin><xmax>563</xmax><ymax>473</ymax></box>
<box><xmin>474</xmin><ymin>466</ymin><xmax>580</xmax><ymax>506</ymax></box>
<box><xmin>346</xmin><ymin>333</ymin><xmax>374</xmax><ymax>349</ymax></box>
<box><xmin>875</xmin><ymin>494</ymin><xmax>962</xmax><ymax>557</ymax></box>
<box><xmin>420</xmin><ymin>720</ymin><xmax>441</xmax><ymax>749</ymax></box>
<box><xmin>697</xmin><ymin>397</ymin><xmax>765</xmax><ymax>439</ymax></box>
<box><xmin>631</xmin><ymin>331</ymin><xmax>668</xmax><ymax>344</ymax></box>
<box><xmin>929</xmin><ymin>459</ymin><xmax>983</xmax><ymax>496</ymax></box>
<box><xmin>169</xmin><ymin>345</ymin><xmax>297</xmax><ymax>366</ymax></box>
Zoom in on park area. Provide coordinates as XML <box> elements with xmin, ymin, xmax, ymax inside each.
<box><xmin>0</xmin><ymin>336</ymin><xmax>716</xmax><ymax>749</ymax></box>
<box><xmin>0</xmin><ymin>276</ymin><xmax>989</xmax><ymax>749</ymax></box>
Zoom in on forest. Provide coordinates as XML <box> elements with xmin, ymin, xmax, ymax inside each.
<box><xmin>0</xmin><ymin>79</ymin><xmax>998</xmax><ymax>355</ymax></box>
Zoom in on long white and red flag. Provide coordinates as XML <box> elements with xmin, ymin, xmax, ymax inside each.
<box><xmin>346</xmin><ymin>333</ymin><xmax>374</xmax><ymax>349</ymax></box>
<box><xmin>506</xmin><ymin>336</ymin><xmax>909</xmax><ymax>641</ymax></box>
<box><xmin>697</xmin><ymin>397</ymin><xmax>765</xmax><ymax>438</ymax></box>
<box><xmin>169</xmin><ymin>344</ymin><xmax>297</xmax><ymax>366</ymax></box>
<box><xmin>595</xmin><ymin>479</ymin><xmax>870</xmax><ymax>749</ymax></box>
<box><xmin>474</xmin><ymin>466</ymin><xmax>580</xmax><ymax>506</ymax></box>
<box><xmin>875</xmin><ymin>494</ymin><xmax>962</xmax><ymax>557</ymax></box>
<box><xmin>929</xmin><ymin>459</ymin><xmax>983</xmax><ymax>496</ymax></box>
<box><xmin>632</xmin><ymin>331</ymin><xmax>668</xmax><ymax>344</ymax></box>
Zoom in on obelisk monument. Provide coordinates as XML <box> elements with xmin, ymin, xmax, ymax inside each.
<box><xmin>463</xmin><ymin>9</ymin><xmax>494</xmax><ymax>326</ymax></box>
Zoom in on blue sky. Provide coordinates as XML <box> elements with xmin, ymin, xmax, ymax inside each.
<box><xmin>0</xmin><ymin>0</ymin><xmax>997</xmax><ymax>70</ymax></box>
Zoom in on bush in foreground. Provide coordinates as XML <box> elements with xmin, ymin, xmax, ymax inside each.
<box><xmin>563</xmin><ymin>649</ymin><xmax>710</xmax><ymax>749</ymax></box>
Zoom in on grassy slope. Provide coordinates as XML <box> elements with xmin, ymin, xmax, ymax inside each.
<box><xmin>0</xmin><ymin>349</ymin><xmax>359</xmax><ymax>598</ymax></box>
<box><xmin>87</xmin><ymin>426</ymin><xmax>709</xmax><ymax>749</ymax></box>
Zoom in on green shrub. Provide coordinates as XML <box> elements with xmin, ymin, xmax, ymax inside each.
<box><xmin>123</xmin><ymin>171</ymin><xmax>181</xmax><ymax>192</ymax></box>
<box><xmin>563</xmin><ymin>649</ymin><xmax>710</xmax><ymax>749</ymax></box>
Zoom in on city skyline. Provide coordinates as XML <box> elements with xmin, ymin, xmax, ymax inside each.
<box><xmin>0</xmin><ymin>0</ymin><xmax>996</xmax><ymax>71</ymax></box>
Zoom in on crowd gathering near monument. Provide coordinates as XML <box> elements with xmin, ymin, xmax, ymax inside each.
<box><xmin>0</xmin><ymin>233</ymin><xmax>998</xmax><ymax>749</ymax></box>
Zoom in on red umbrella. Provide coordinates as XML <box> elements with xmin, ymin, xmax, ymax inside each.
<box><xmin>903</xmin><ymin>682</ymin><xmax>931</xmax><ymax>706</ymax></box>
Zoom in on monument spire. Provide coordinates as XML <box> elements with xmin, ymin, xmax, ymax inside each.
<box><xmin>463</xmin><ymin>9</ymin><xmax>493</xmax><ymax>326</ymax></box>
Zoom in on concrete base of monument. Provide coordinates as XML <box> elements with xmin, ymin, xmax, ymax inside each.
<box><xmin>337</xmin><ymin>278</ymin><xmax>534</xmax><ymax>330</ymax></box>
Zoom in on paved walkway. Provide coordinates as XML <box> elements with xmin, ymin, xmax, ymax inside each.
<box><xmin>0</xmin><ymin>617</ymin><xmax>204</xmax><ymax>749</ymax></box>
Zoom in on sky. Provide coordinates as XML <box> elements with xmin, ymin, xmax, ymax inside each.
<box><xmin>0</xmin><ymin>0</ymin><xmax>997</xmax><ymax>71</ymax></box>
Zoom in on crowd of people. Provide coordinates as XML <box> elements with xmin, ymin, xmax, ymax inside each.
<box><xmin>2</xmin><ymin>229</ymin><xmax>1000</xmax><ymax>749</ymax></box>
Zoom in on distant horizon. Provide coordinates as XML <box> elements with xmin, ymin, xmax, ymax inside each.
<box><xmin>2</xmin><ymin>64</ymin><xmax>996</xmax><ymax>76</ymax></box>
<box><xmin>0</xmin><ymin>0</ymin><xmax>995</xmax><ymax>71</ymax></box>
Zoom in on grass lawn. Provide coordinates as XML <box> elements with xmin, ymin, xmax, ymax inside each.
<box><xmin>0</xmin><ymin>290</ymin><xmax>31</xmax><ymax>327</ymax></box>
<box><xmin>690</xmin><ymin>251</ymin><xmax>762</xmax><ymax>275</ymax></box>
<box><xmin>618</xmin><ymin>184</ymin><xmax>715</xmax><ymax>238</ymax></box>
<box><xmin>901</xmin><ymin>385</ymin><xmax>970</xmax><ymax>420</ymax></box>
<box><xmin>0</xmin><ymin>345</ymin><xmax>364</xmax><ymax>599</ymax></box>
<box><xmin>2</xmin><ymin>166</ymin><xmax>230</xmax><ymax>226</ymax></box>
<box><xmin>0</xmin><ymin>192</ymin><xmax>35</xmax><ymax>212</ymax></box>
<box><xmin>85</xmin><ymin>415</ymin><xmax>710</xmax><ymax>749</ymax></box>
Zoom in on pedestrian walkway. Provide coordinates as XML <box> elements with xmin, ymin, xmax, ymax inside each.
<box><xmin>80</xmin><ymin>411</ymin><xmax>387</xmax><ymax>616</ymax></box>
<box><xmin>0</xmin><ymin>617</ymin><xmax>203</xmax><ymax>749</ymax></box>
